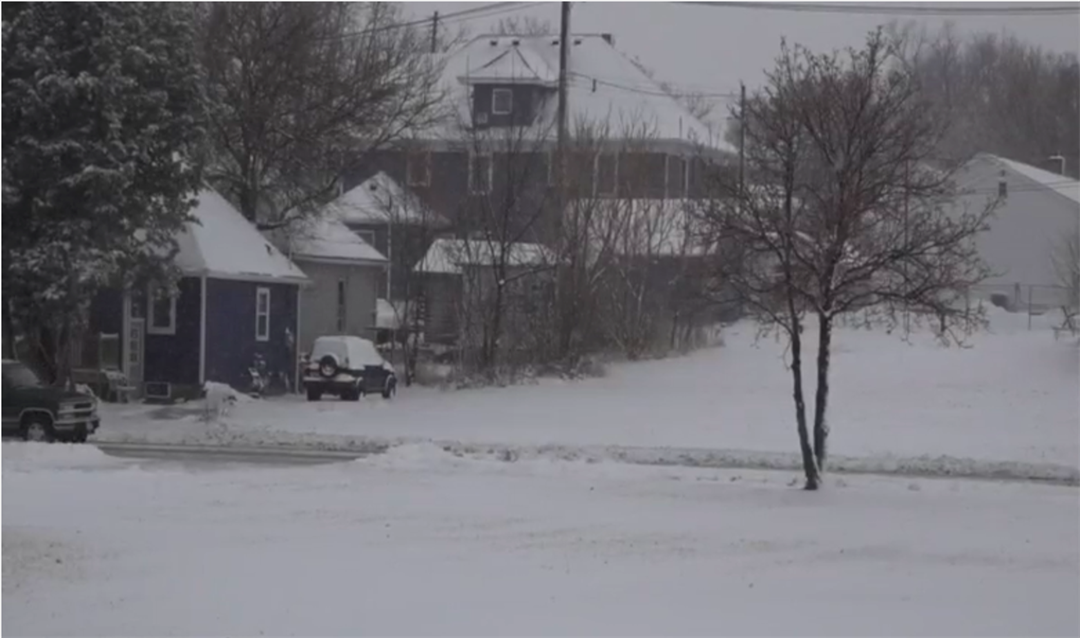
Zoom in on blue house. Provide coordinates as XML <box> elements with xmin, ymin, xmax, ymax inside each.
<box><xmin>87</xmin><ymin>189</ymin><xmax>309</xmax><ymax>400</ymax></box>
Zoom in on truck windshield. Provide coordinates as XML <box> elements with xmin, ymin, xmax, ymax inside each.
<box><xmin>3</xmin><ymin>363</ymin><xmax>42</xmax><ymax>388</ymax></box>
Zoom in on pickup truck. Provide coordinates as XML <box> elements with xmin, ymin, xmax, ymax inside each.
<box><xmin>2</xmin><ymin>360</ymin><xmax>100</xmax><ymax>443</ymax></box>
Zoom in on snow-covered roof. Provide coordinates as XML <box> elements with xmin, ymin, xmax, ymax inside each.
<box><xmin>422</xmin><ymin>34</ymin><xmax>732</xmax><ymax>152</ymax></box>
<box><xmin>991</xmin><ymin>156</ymin><xmax>1079</xmax><ymax>207</ymax></box>
<box><xmin>324</xmin><ymin>172</ymin><xmax>446</xmax><ymax>227</ymax></box>
<box><xmin>277</xmin><ymin>214</ymin><xmax>386</xmax><ymax>265</ymax></box>
<box><xmin>414</xmin><ymin>238</ymin><xmax>557</xmax><ymax>274</ymax></box>
<box><xmin>174</xmin><ymin>189</ymin><xmax>308</xmax><ymax>284</ymax></box>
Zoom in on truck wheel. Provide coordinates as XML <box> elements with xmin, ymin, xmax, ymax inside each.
<box><xmin>344</xmin><ymin>387</ymin><xmax>361</xmax><ymax>402</ymax></box>
<box><xmin>22</xmin><ymin>415</ymin><xmax>55</xmax><ymax>443</ymax></box>
<box><xmin>382</xmin><ymin>385</ymin><xmax>395</xmax><ymax>399</ymax></box>
<box><xmin>71</xmin><ymin>429</ymin><xmax>89</xmax><ymax>444</ymax></box>
<box><xmin>306</xmin><ymin>387</ymin><xmax>323</xmax><ymax>401</ymax></box>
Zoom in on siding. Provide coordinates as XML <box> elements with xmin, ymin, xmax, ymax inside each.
<box><xmin>204</xmin><ymin>278</ymin><xmax>299</xmax><ymax>390</ymax></box>
<box><xmin>143</xmin><ymin>277</ymin><xmax>201</xmax><ymax>387</ymax></box>
<box><xmin>294</xmin><ymin>260</ymin><xmax>381</xmax><ymax>354</ymax></box>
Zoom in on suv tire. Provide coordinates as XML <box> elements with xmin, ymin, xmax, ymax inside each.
<box><xmin>307</xmin><ymin>387</ymin><xmax>323</xmax><ymax>401</ymax></box>
<box><xmin>22</xmin><ymin>414</ymin><xmax>55</xmax><ymax>443</ymax></box>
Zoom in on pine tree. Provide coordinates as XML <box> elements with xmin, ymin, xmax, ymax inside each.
<box><xmin>2</xmin><ymin>2</ymin><xmax>206</xmax><ymax>384</ymax></box>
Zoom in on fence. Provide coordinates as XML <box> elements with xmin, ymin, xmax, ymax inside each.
<box><xmin>966</xmin><ymin>283</ymin><xmax>1077</xmax><ymax>330</ymax></box>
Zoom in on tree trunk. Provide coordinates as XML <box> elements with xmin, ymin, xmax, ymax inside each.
<box><xmin>789</xmin><ymin>315</ymin><xmax>820</xmax><ymax>490</ymax></box>
<box><xmin>812</xmin><ymin>312</ymin><xmax>833</xmax><ymax>472</ymax></box>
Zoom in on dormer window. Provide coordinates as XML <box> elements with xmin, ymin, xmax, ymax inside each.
<box><xmin>492</xmin><ymin>88</ymin><xmax>513</xmax><ymax>115</ymax></box>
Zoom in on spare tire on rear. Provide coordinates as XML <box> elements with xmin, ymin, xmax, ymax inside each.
<box><xmin>319</xmin><ymin>354</ymin><xmax>339</xmax><ymax>378</ymax></box>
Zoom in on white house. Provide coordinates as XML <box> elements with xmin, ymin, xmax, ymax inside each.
<box><xmin>955</xmin><ymin>154</ymin><xmax>1079</xmax><ymax>308</ymax></box>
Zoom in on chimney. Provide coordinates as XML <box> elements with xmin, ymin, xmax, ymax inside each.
<box><xmin>601</xmin><ymin>33</ymin><xmax>613</xmax><ymax>46</ymax></box>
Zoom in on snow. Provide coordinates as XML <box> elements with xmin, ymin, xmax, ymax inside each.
<box><xmin>3</xmin><ymin>444</ymin><xmax>1077</xmax><ymax>635</ymax></box>
<box><xmin>993</xmin><ymin>155</ymin><xmax>1080</xmax><ymax>206</ymax></box>
<box><xmin>93</xmin><ymin>307</ymin><xmax>1079</xmax><ymax>484</ymax></box>
<box><xmin>277</xmin><ymin>213</ymin><xmax>386</xmax><ymax>264</ymax></box>
<box><xmin>375</xmin><ymin>297</ymin><xmax>403</xmax><ymax>329</ymax></box>
<box><xmin>324</xmin><ymin>171</ymin><xmax>445</xmax><ymax>227</ymax></box>
<box><xmin>438</xmin><ymin>34</ymin><xmax>730</xmax><ymax>151</ymax></box>
<box><xmin>414</xmin><ymin>237</ymin><xmax>558</xmax><ymax>274</ymax></box>
<box><xmin>174</xmin><ymin>188</ymin><xmax>308</xmax><ymax>283</ymax></box>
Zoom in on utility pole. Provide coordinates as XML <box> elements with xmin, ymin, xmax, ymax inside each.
<box><xmin>556</xmin><ymin>1</ymin><xmax>571</xmax><ymax>194</ymax></box>
<box><xmin>738</xmin><ymin>81</ymin><xmax>746</xmax><ymax>198</ymax></box>
<box><xmin>430</xmin><ymin>11</ymin><xmax>439</xmax><ymax>53</ymax></box>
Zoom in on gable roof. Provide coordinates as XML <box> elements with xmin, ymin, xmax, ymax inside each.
<box><xmin>274</xmin><ymin>214</ymin><xmax>387</xmax><ymax>265</ymax></box>
<box><xmin>413</xmin><ymin>238</ymin><xmax>557</xmax><ymax>274</ymax></box>
<box><xmin>991</xmin><ymin>156</ymin><xmax>1079</xmax><ymax>207</ymax></box>
<box><xmin>174</xmin><ymin>189</ymin><xmax>308</xmax><ymax>284</ymax></box>
<box><xmin>324</xmin><ymin>172</ymin><xmax>446</xmax><ymax>227</ymax></box>
<box><xmin>424</xmin><ymin>34</ymin><xmax>732</xmax><ymax>152</ymax></box>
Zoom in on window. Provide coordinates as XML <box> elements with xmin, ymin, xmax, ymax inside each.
<box><xmin>355</xmin><ymin>229</ymin><xmax>376</xmax><ymax>248</ymax></box>
<box><xmin>255</xmin><ymin>287</ymin><xmax>270</xmax><ymax>342</ymax></box>
<box><xmin>406</xmin><ymin>152</ymin><xmax>431</xmax><ymax>187</ymax></box>
<box><xmin>147</xmin><ymin>285</ymin><xmax>176</xmax><ymax>335</ymax></box>
<box><xmin>469</xmin><ymin>153</ymin><xmax>492</xmax><ymax>194</ymax></box>
<box><xmin>336</xmin><ymin>280</ymin><xmax>347</xmax><ymax>333</ymax></box>
<box><xmin>492</xmin><ymin>88</ymin><xmax>513</xmax><ymax>115</ymax></box>
<box><xmin>595</xmin><ymin>152</ymin><xmax>618</xmax><ymax>196</ymax></box>
<box><xmin>666</xmin><ymin>155</ymin><xmax>688</xmax><ymax>198</ymax></box>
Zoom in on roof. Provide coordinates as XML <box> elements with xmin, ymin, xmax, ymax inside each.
<box><xmin>174</xmin><ymin>189</ymin><xmax>308</xmax><ymax>284</ymax></box>
<box><xmin>275</xmin><ymin>214</ymin><xmax>386</xmax><ymax>265</ymax></box>
<box><xmin>991</xmin><ymin>156</ymin><xmax>1080</xmax><ymax>207</ymax></box>
<box><xmin>323</xmin><ymin>172</ymin><xmax>446</xmax><ymax>227</ymax></box>
<box><xmin>414</xmin><ymin>238</ymin><xmax>558</xmax><ymax>274</ymax></box>
<box><xmin>423</xmin><ymin>34</ymin><xmax>732</xmax><ymax>152</ymax></box>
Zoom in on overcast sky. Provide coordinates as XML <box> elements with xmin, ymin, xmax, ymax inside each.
<box><xmin>406</xmin><ymin>1</ymin><xmax>1079</xmax><ymax>107</ymax></box>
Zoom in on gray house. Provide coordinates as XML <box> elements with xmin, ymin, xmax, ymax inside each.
<box><xmin>268</xmin><ymin>214</ymin><xmax>387</xmax><ymax>356</ymax></box>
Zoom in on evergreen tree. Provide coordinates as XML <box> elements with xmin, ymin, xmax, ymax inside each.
<box><xmin>2</xmin><ymin>2</ymin><xmax>206</xmax><ymax>384</ymax></box>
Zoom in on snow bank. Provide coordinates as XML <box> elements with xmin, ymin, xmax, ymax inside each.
<box><xmin>2</xmin><ymin>443</ymin><xmax>128</xmax><ymax>472</ymax></box>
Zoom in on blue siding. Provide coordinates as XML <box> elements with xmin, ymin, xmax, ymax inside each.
<box><xmin>143</xmin><ymin>277</ymin><xmax>201</xmax><ymax>387</ymax></box>
<box><xmin>204</xmin><ymin>278</ymin><xmax>299</xmax><ymax>390</ymax></box>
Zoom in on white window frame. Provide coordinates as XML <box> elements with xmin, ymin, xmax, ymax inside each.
<box><xmin>469</xmin><ymin>152</ymin><xmax>493</xmax><ymax>194</ymax></box>
<box><xmin>255</xmin><ymin>287</ymin><xmax>271</xmax><ymax>342</ymax></box>
<box><xmin>491</xmin><ymin>88</ymin><xmax>513</xmax><ymax>115</ymax></box>
<box><xmin>406</xmin><ymin>151</ymin><xmax>431</xmax><ymax>187</ymax></box>
<box><xmin>594</xmin><ymin>151</ymin><xmax>619</xmax><ymax>197</ymax></box>
<box><xmin>146</xmin><ymin>285</ymin><xmax>177</xmax><ymax>335</ymax></box>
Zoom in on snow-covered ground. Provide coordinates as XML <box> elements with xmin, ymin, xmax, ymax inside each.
<box><xmin>94</xmin><ymin>309</ymin><xmax>1080</xmax><ymax>480</ymax></box>
<box><xmin>3</xmin><ymin>443</ymin><xmax>1077</xmax><ymax>636</ymax></box>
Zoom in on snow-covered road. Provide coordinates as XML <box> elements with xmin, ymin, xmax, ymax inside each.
<box><xmin>3</xmin><ymin>443</ymin><xmax>1078</xmax><ymax>636</ymax></box>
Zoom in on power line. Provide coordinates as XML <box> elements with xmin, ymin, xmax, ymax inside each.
<box><xmin>677</xmin><ymin>2</ymin><xmax>1080</xmax><ymax>16</ymax></box>
<box><xmin>322</xmin><ymin>2</ymin><xmax>538</xmax><ymax>42</ymax></box>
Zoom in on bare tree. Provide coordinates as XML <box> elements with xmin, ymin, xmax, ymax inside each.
<box><xmin>1052</xmin><ymin>231</ymin><xmax>1080</xmax><ymax>333</ymax></box>
<box><xmin>888</xmin><ymin>19</ymin><xmax>1080</xmax><ymax>176</ymax></box>
<box><xmin>701</xmin><ymin>31</ymin><xmax>997</xmax><ymax>490</ymax></box>
<box><xmin>198</xmin><ymin>2</ymin><xmax>446</xmax><ymax>228</ymax></box>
